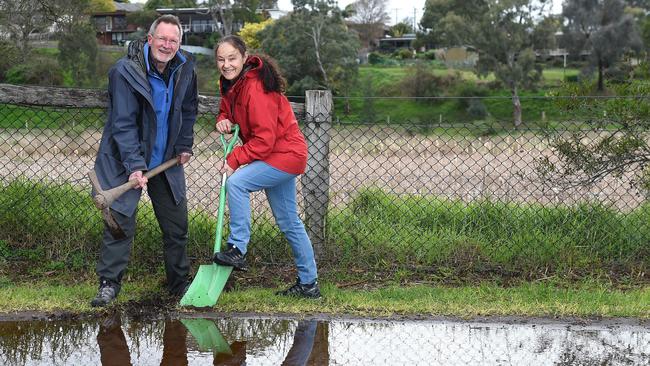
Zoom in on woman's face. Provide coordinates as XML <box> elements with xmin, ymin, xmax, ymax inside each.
<box><xmin>216</xmin><ymin>42</ymin><xmax>246</xmax><ymax>81</ymax></box>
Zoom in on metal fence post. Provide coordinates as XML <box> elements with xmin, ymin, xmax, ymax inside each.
<box><xmin>302</xmin><ymin>90</ymin><xmax>332</xmax><ymax>260</ymax></box>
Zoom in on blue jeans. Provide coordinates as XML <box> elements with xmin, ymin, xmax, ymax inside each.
<box><xmin>226</xmin><ymin>161</ymin><xmax>318</xmax><ymax>284</ymax></box>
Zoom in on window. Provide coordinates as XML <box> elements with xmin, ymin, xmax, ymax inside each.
<box><xmin>111</xmin><ymin>32</ymin><xmax>124</xmax><ymax>45</ymax></box>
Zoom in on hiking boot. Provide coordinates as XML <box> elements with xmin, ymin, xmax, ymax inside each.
<box><xmin>276</xmin><ymin>278</ymin><xmax>322</xmax><ymax>299</ymax></box>
<box><xmin>213</xmin><ymin>245</ymin><xmax>248</xmax><ymax>271</ymax></box>
<box><xmin>91</xmin><ymin>279</ymin><xmax>119</xmax><ymax>307</ymax></box>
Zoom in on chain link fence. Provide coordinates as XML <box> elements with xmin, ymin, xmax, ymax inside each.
<box><xmin>0</xmin><ymin>84</ymin><xmax>648</xmax><ymax>281</ymax></box>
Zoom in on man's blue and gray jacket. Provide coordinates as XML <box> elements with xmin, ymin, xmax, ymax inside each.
<box><xmin>93</xmin><ymin>39</ymin><xmax>198</xmax><ymax>217</ymax></box>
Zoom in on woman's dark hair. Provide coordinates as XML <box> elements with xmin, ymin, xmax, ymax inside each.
<box><xmin>216</xmin><ymin>35</ymin><xmax>286</xmax><ymax>93</ymax></box>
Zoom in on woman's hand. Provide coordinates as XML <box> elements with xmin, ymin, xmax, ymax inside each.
<box><xmin>215</xmin><ymin>119</ymin><xmax>233</xmax><ymax>134</ymax></box>
<box><xmin>218</xmin><ymin>160</ymin><xmax>235</xmax><ymax>176</ymax></box>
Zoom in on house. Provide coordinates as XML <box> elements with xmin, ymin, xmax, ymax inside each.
<box><xmin>92</xmin><ymin>2</ymin><xmax>143</xmax><ymax>45</ymax></box>
<box><xmin>156</xmin><ymin>7</ymin><xmax>219</xmax><ymax>40</ymax></box>
<box><xmin>378</xmin><ymin>33</ymin><xmax>416</xmax><ymax>52</ymax></box>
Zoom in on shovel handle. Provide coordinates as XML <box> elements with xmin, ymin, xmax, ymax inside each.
<box><xmin>220</xmin><ymin>125</ymin><xmax>240</xmax><ymax>157</ymax></box>
<box><xmin>143</xmin><ymin>157</ymin><xmax>179</xmax><ymax>179</ymax></box>
<box><xmin>214</xmin><ymin>125</ymin><xmax>240</xmax><ymax>254</ymax></box>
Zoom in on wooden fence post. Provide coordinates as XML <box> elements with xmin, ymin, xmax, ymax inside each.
<box><xmin>302</xmin><ymin>90</ymin><xmax>332</xmax><ymax>260</ymax></box>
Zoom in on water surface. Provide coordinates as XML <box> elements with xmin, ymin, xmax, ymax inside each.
<box><xmin>0</xmin><ymin>314</ymin><xmax>647</xmax><ymax>365</ymax></box>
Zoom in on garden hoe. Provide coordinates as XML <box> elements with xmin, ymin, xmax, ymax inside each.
<box><xmin>88</xmin><ymin>157</ymin><xmax>179</xmax><ymax>239</ymax></box>
<box><xmin>180</xmin><ymin>126</ymin><xmax>240</xmax><ymax>308</ymax></box>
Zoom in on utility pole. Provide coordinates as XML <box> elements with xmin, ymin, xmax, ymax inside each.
<box><xmin>394</xmin><ymin>8</ymin><xmax>399</xmax><ymax>26</ymax></box>
<box><xmin>413</xmin><ymin>8</ymin><xmax>417</xmax><ymax>32</ymax></box>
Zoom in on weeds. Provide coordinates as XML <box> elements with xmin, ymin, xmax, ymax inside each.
<box><xmin>1</xmin><ymin>181</ymin><xmax>647</xmax><ymax>284</ymax></box>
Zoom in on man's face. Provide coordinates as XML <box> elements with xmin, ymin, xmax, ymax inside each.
<box><xmin>147</xmin><ymin>22</ymin><xmax>181</xmax><ymax>66</ymax></box>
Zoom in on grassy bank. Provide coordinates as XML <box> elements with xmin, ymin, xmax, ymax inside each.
<box><xmin>0</xmin><ymin>277</ymin><xmax>647</xmax><ymax>319</ymax></box>
<box><xmin>1</xmin><ymin>180</ymin><xmax>647</xmax><ymax>284</ymax></box>
<box><xmin>1</xmin><ymin>180</ymin><xmax>648</xmax><ymax>318</ymax></box>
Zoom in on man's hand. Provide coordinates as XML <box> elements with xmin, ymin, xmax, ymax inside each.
<box><xmin>215</xmin><ymin>119</ymin><xmax>233</xmax><ymax>134</ymax></box>
<box><xmin>129</xmin><ymin>171</ymin><xmax>148</xmax><ymax>189</ymax></box>
<box><xmin>218</xmin><ymin>160</ymin><xmax>235</xmax><ymax>176</ymax></box>
<box><xmin>178</xmin><ymin>152</ymin><xmax>192</xmax><ymax>165</ymax></box>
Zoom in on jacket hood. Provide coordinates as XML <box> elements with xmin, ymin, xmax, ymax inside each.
<box><xmin>127</xmin><ymin>39</ymin><xmax>147</xmax><ymax>71</ymax></box>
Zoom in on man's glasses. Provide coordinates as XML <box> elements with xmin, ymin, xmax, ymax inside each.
<box><xmin>153</xmin><ymin>35</ymin><xmax>179</xmax><ymax>47</ymax></box>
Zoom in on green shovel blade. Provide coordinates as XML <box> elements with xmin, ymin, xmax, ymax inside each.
<box><xmin>180</xmin><ymin>126</ymin><xmax>239</xmax><ymax>308</ymax></box>
<box><xmin>180</xmin><ymin>263</ymin><xmax>233</xmax><ymax>307</ymax></box>
<box><xmin>180</xmin><ymin>318</ymin><xmax>232</xmax><ymax>354</ymax></box>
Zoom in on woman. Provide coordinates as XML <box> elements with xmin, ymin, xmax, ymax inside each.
<box><xmin>212</xmin><ymin>35</ymin><xmax>320</xmax><ymax>299</ymax></box>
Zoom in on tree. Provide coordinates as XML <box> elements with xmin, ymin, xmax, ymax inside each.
<box><xmin>259</xmin><ymin>0</ymin><xmax>359</xmax><ymax>95</ymax></box>
<box><xmin>539</xmin><ymin>82</ymin><xmax>650</xmax><ymax>195</ymax></box>
<box><xmin>205</xmin><ymin>0</ymin><xmax>273</xmax><ymax>38</ymax></box>
<box><xmin>238</xmin><ymin>18</ymin><xmax>273</xmax><ymax>50</ymax></box>
<box><xmin>562</xmin><ymin>0</ymin><xmax>642</xmax><ymax>91</ymax></box>
<box><xmin>127</xmin><ymin>9</ymin><xmax>160</xmax><ymax>32</ymax></box>
<box><xmin>0</xmin><ymin>0</ymin><xmax>50</xmax><ymax>59</ymax></box>
<box><xmin>89</xmin><ymin>0</ymin><xmax>116</xmax><ymax>12</ymax></box>
<box><xmin>58</xmin><ymin>22</ymin><xmax>98</xmax><ymax>87</ymax></box>
<box><xmin>347</xmin><ymin>0</ymin><xmax>390</xmax><ymax>49</ymax></box>
<box><xmin>473</xmin><ymin>0</ymin><xmax>549</xmax><ymax>126</ymax></box>
<box><xmin>418</xmin><ymin>0</ymin><xmax>488</xmax><ymax>48</ymax></box>
<box><xmin>389</xmin><ymin>21</ymin><xmax>414</xmax><ymax>37</ymax></box>
<box><xmin>532</xmin><ymin>15</ymin><xmax>561</xmax><ymax>51</ymax></box>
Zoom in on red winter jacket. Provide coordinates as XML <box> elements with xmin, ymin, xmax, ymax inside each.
<box><xmin>217</xmin><ymin>55</ymin><xmax>308</xmax><ymax>174</ymax></box>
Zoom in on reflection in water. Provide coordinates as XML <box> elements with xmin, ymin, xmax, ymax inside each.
<box><xmin>96</xmin><ymin>313</ymin><xmax>131</xmax><ymax>366</ymax></box>
<box><xmin>0</xmin><ymin>314</ymin><xmax>647</xmax><ymax>365</ymax></box>
<box><xmin>93</xmin><ymin>314</ymin><xmax>326</xmax><ymax>365</ymax></box>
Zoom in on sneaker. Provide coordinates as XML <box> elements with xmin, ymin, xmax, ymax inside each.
<box><xmin>213</xmin><ymin>245</ymin><xmax>248</xmax><ymax>271</ymax></box>
<box><xmin>276</xmin><ymin>278</ymin><xmax>322</xmax><ymax>299</ymax></box>
<box><xmin>91</xmin><ymin>279</ymin><xmax>119</xmax><ymax>307</ymax></box>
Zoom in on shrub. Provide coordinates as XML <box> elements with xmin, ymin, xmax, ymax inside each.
<box><xmin>393</xmin><ymin>48</ymin><xmax>414</xmax><ymax>60</ymax></box>
<box><xmin>186</xmin><ymin>34</ymin><xmax>204</xmax><ymax>46</ymax></box>
<box><xmin>5</xmin><ymin>58</ymin><xmax>64</xmax><ymax>86</ymax></box>
<box><xmin>467</xmin><ymin>98</ymin><xmax>489</xmax><ymax>120</ymax></box>
<box><xmin>203</xmin><ymin>32</ymin><xmax>220</xmax><ymax>50</ymax></box>
<box><xmin>453</xmin><ymin>82</ymin><xmax>489</xmax><ymax>109</ymax></box>
<box><xmin>632</xmin><ymin>61</ymin><xmax>650</xmax><ymax>80</ymax></box>
<box><xmin>564</xmin><ymin>74</ymin><xmax>579</xmax><ymax>83</ymax></box>
<box><xmin>367</xmin><ymin>52</ymin><xmax>385</xmax><ymax>65</ymax></box>
<box><xmin>0</xmin><ymin>41</ymin><xmax>20</xmax><ymax>82</ymax></box>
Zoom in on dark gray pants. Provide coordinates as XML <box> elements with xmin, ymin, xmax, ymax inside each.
<box><xmin>96</xmin><ymin>175</ymin><xmax>190</xmax><ymax>295</ymax></box>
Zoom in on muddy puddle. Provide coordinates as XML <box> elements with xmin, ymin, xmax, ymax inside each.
<box><xmin>0</xmin><ymin>313</ymin><xmax>648</xmax><ymax>365</ymax></box>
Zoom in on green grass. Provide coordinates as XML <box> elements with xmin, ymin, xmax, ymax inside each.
<box><xmin>0</xmin><ymin>277</ymin><xmax>647</xmax><ymax>318</ymax></box>
<box><xmin>1</xmin><ymin>180</ymin><xmax>648</xmax><ymax>318</ymax></box>
<box><xmin>1</xmin><ymin>181</ymin><xmax>647</xmax><ymax>283</ymax></box>
<box><xmin>327</xmin><ymin>189</ymin><xmax>649</xmax><ymax>276</ymax></box>
<box><xmin>340</xmin><ymin>65</ymin><xmax>586</xmax><ymax>125</ymax></box>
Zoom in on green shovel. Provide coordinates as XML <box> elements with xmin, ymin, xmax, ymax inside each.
<box><xmin>180</xmin><ymin>125</ymin><xmax>240</xmax><ymax>308</ymax></box>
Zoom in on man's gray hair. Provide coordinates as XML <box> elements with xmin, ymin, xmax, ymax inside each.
<box><xmin>148</xmin><ymin>15</ymin><xmax>183</xmax><ymax>42</ymax></box>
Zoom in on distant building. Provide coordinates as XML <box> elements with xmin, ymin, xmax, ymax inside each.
<box><xmin>156</xmin><ymin>7</ymin><xmax>220</xmax><ymax>39</ymax></box>
<box><xmin>91</xmin><ymin>1</ymin><xmax>143</xmax><ymax>45</ymax></box>
<box><xmin>378</xmin><ymin>33</ymin><xmax>416</xmax><ymax>52</ymax></box>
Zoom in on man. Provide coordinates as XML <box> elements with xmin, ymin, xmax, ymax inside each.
<box><xmin>90</xmin><ymin>15</ymin><xmax>198</xmax><ymax>307</ymax></box>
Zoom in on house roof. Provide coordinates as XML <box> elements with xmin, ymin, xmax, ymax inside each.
<box><xmin>156</xmin><ymin>7</ymin><xmax>212</xmax><ymax>14</ymax></box>
<box><xmin>115</xmin><ymin>2</ymin><xmax>143</xmax><ymax>12</ymax></box>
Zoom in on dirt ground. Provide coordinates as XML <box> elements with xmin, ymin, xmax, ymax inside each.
<box><xmin>0</xmin><ymin>127</ymin><xmax>644</xmax><ymax>214</ymax></box>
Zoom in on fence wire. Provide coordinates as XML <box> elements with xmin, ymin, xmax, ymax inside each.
<box><xmin>0</xmin><ymin>94</ymin><xmax>648</xmax><ymax>280</ymax></box>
